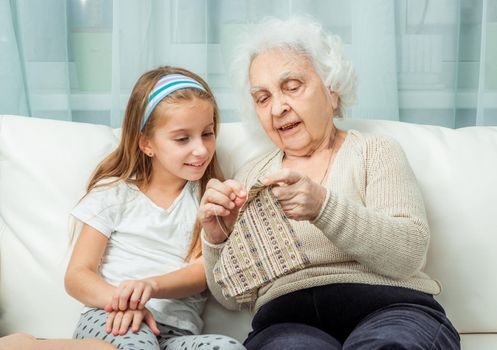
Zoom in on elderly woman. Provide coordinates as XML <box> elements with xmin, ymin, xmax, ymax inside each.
<box><xmin>199</xmin><ymin>17</ymin><xmax>460</xmax><ymax>350</ymax></box>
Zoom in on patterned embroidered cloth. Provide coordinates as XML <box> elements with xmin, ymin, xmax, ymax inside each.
<box><xmin>213</xmin><ymin>180</ymin><xmax>310</xmax><ymax>303</ymax></box>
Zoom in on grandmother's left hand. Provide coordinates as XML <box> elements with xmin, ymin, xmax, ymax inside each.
<box><xmin>263</xmin><ymin>169</ymin><xmax>327</xmax><ymax>221</ymax></box>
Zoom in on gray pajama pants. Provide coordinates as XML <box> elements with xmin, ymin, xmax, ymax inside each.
<box><xmin>74</xmin><ymin>309</ymin><xmax>245</xmax><ymax>350</ymax></box>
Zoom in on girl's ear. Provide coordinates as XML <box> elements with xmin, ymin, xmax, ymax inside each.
<box><xmin>139</xmin><ymin>134</ymin><xmax>153</xmax><ymax>157</ymax></box>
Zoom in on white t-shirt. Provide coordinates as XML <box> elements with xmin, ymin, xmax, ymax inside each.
<box><xmin>71</xmin><ymin>179</ymin><xmax>206</xmax><ymax>334</ymax></box>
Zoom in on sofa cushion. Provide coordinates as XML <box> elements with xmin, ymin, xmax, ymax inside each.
<box><xmin>334</xmin><ymin>119</ymin><xmax>497</xmax><ymax>334</ymax></box>
<box><xmin>0</xmin><ymin>115</ymin><xmax>119</xmax><ymax>337</ymax></box>
<box><xmin>460</xmin><ymin>334</ymin><xmax>497</xmax><ymax>350</ymax></box>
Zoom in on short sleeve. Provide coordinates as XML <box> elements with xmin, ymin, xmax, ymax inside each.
<box><xmin>71</xmin><ymin>180</ymin><xmax>125</xmax><ymax>237</ymax></box>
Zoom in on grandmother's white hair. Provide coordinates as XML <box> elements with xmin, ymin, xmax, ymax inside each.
<box><xmin>230</xmin><ymin>16</ymin><xmax>357</xmax><ymax>124</ymax></box>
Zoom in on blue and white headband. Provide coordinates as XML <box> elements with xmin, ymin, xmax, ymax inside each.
<box><xmin>141</xmin><ymin>73</ymin><xmax>207</xmax><ymax>130</ymax></box>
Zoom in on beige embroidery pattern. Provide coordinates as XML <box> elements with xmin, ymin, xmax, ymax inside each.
<box><xmin>213</xmin><ymin>181</ymin><xmax>310</xmax><ymax>303</ymax></box>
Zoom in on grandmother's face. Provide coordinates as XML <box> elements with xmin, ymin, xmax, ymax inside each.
<box><xmin>249</xmin><ymin>48</ymin><xmax>338</xmax><ymax>156</ymax></box>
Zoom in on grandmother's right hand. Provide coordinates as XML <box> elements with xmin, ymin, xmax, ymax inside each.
<box><xmin>198</xmin><ymin>179</ymin><xmax>246</xmax><ymax>244</ymax></box>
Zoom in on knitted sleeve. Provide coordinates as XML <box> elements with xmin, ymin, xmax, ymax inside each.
<box><xmin>201</xmin><ymin>231</ymin><xmax>243</xmax><ymax>311</ymax></box>
<box><xmin>200</xmin><ymin>154</ymin><xmax>272</xmax><ymax>311</ymax></box>
<box><xmin>312</xmin><ymin>136</ymin><xmax>430</xmax><ymax>280</ymax></box>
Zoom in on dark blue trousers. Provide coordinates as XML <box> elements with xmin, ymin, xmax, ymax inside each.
<box><xmin>244</xmin><ymin>284</ymin><xmax>460</xmax><ymax>350</ymax></box>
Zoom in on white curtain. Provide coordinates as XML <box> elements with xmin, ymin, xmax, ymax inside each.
<box><xmin>1</xmin><ymin>0</ymin><xmax>496</xmax><ymax>128</ymax></box>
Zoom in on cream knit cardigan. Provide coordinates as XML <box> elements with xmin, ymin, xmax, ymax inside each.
<box><xmin>202</xmin><ymin>130</ymin><xmax>441</xmax><ymax>312</ymax></box>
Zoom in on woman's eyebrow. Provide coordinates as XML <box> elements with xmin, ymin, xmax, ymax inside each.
<box><xmin>279</xmin><ymin>72</ymin><xmax>304</xmax><ymax>83</ymax></box>
<box><xmin>250</xmin><ymin>73</ymin><xmax>304</xmax><ymax>94</ymax></box>
<box><xmin>250</xmin><ymin>87</ymin><xmax>264</xmax><ymax>94</ymax></box>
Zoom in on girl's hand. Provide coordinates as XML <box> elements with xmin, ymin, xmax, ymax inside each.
<box><xmin>105</xmin><ymin>308</ymin><xmax>160</xmax><ymax>336</ymax></box>
<box><xmin>198</xmin><ymin>179</ymin><xmax>247</xmax><ymax>244</ymax></box>
<box><xmin>105</xmin><ymin>279</ymin><xmax>158</xmax><ymax>312</ymax></box>
<box><xmin>263</xmin><ymin>169</ymin><xmax>327</xmax><ymax>221</ymax></box>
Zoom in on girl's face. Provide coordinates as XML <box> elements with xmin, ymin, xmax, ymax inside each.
<box><xmin>142</xmin><ymin>97</ymin><xmax>216</xmax><ymax>183</ymax></box>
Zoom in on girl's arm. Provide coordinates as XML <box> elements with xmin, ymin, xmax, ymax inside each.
<box><xmin>107</xmin><ymin>258</ymin><xmax>207</xmax><ymax>311</ymax></box>
<box><xmin>66</xmin><ymin>224</ymin><xmax>160</xmax><ymax>335</ymax></box>
<box><xmin>148</xmin><ymin>257</ymin><xmax>207</xmax><ymax>298</ymax></box>
<box><xmin>64</xmin><ymin>224</ymin><xmax>116</xmax><ymax>308</ymax></box>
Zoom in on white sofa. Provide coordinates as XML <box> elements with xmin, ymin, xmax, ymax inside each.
<box><xmin>1</xmin><ymin>115</ymin><xmax>496</xmax><ymax>349</ymax></box>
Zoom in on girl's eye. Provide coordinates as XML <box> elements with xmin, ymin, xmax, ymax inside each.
<box><xmin>202</xmin><ymin>132</ymin><xmax>214</xmax><ymax>138</ymax></box>
<box><xmin>175</xmin><ymin>137</ymin><xmax>189</xmax><ymax>143</ymax></box>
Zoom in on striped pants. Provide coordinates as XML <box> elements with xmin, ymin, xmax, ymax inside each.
<box><xmin>74</xmin><ymin>309</ymin><xmax>245</xmax><ymax>350</ymax></box>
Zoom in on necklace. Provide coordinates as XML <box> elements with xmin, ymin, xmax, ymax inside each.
<box><xmin>319</xmin><ymin>127</ymin><xmax>339</xmax><ymax>185</ymax></box>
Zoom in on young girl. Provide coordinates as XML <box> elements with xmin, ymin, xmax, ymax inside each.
<box><xmin>63</xmin><ymin>66</ymin><xmax>245</xmax><ymax>350</ymax></box>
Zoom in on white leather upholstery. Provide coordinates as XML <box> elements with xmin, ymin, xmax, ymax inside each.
<box><xmin>1</xmin><ymin>115</ymin><xmax>496</xmax><ymax>348</ymax></box>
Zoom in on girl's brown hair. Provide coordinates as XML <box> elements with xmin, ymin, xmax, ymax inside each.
<box><xmin>84</xmin><ymin>66</ymin><xmax>223</xmax><ymax>260</ymax></box>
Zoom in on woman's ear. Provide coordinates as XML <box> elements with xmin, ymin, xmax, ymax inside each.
<box><xmin>329</xmin><ymin>89</ymin><xmax>339</xmax><ymax>110</ymax></box>
<box><xmin>139</xmin><ymin>134</ymin><xmax>153</xmax><ymax>157</ymax></box>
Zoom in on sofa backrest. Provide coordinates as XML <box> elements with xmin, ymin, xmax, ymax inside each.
<box><xmin>0</xmin><ymin>116</ymin><xmax>120</xmax><ymax>337</ymax></box>
<box><xmin>1</xmin><ymin>115</ymin><xmax>496</xmax><ymax>339</ymax></box>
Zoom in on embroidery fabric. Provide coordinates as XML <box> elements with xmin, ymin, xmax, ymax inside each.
<box><xmin>213</xmin><ymin>180</ymin><xmax>310</xmax><ymax>303</ymax></box>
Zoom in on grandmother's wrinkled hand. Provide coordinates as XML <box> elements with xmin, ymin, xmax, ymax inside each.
<box><xmin>198</xmin><ymin>178</ymin><xmax>247</xmax><ymax>244</ymax></box>
<box><xmin>263</xmin><ymin>169</ymin><xmax>327</xmax><ymax>221</ymax></box>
